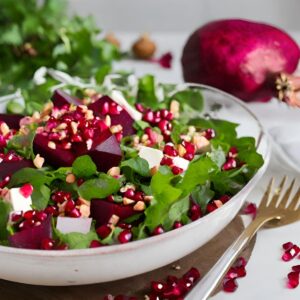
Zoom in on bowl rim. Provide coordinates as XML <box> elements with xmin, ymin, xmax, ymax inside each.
<box><xmin>0</xmin><ymin>83</ymin><xmax>271</xmax><ymax>257</ymax></box>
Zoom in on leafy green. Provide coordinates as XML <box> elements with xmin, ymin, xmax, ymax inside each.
<box><xmin>191</xmin><ymin>183</ymin><xmax>215</xmax><ymax>213</ymax></box>
<box><xmin>121</xmin><ymin>157</ymin><xmax>150</xmax><ymax>178</ymax></box>
<box><xmin>72</xmin><ymin>155</ymin><xmax>97</xmax><ymax>179</ymax></box>
<box><xmin>31</xmin><ymin>184</ymin><xmax>51</xmax><ymax>210</ymax></box>
<box><xmin>137</xmin><ymin>75</ymin><xmax>159</xmax><ymax>109</ymax></box>
<box><xmin>172</xmin><ymin>89</ymin><xmax>204</xmax><ymax>111</ymax></box>
<box><xmin>78</xmin><ymin>174</ymin><xmax>120</xmax><ymax>200</ymax></box>
<box><xmin>0</xmin><ymin>200</ymin><xmax>12</xmax><ymax>240</ymax></box>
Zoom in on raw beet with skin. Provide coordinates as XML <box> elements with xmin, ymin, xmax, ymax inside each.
<box><xmin>9</xmin><ymin>215</ymin><xmax>52</xmax><ymax>249</ymax></box>
<box><xmin>182</xmin><ymin>19</ymin><xmax>300</xmax><ymax>103</ymax></box>
<box><xmin>0</xmin><ymin>160</ymin><xmax>34</xmax><ymax>180</ymax></box>
<box><xmin>91</xmin><ymin>199</ymin><xmax>140</xmax><ymax>227</ymax></box>
<box><xmin>0</xmin><ymin>114</ymin><xmax>23</xmax><ymax>129</ymax></box>
<box><xmin>89</xmin><ymin>95</ymin><xmax>135</xmax><ymax>136</ymax></box>
<box><xmin>51</xmin><ymin>89</ymin><xmax>82</xmax><ymax>108</ymax></box>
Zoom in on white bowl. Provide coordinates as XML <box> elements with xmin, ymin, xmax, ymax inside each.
<box><xmin>0</xmin><ymin>84</ymin><xmax>270</xmax><ymax>286</ymax></box>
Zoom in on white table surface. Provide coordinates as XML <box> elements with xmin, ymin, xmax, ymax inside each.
<box><xmin>114</xmin><ymin>31</ymin><xmax>300</xmax><ymax>299</ymax></box>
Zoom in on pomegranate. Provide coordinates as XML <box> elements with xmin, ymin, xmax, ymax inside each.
<box><xmin>182</xmin><ymin>19</ymin><xmax>300</xmax><ymax>106</ymax></box>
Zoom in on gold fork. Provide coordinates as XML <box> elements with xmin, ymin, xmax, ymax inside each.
<box><xmin>186</xmin><ymin>177</ymin><xmax>300</xmax><ymax>300</ymax></box>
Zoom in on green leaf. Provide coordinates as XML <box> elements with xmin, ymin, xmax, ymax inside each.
<box><xmin>0</xmin><ymin>200</ymin><xmax>12</xmax><ymax>240</ymax></box>
<box><xmin>78</xmin><ymin>174</ymin><xmax>120</xmax><ymax>200</ymax></box>
<box><xmin>31</xmin><ymin>185</ymin><xmax>51</xmax><ymax>210</ymax></box>
<box><xmin>137</xmin><ymin>75</ymin><xmax>159</xmax><ymax>109</ymax></box>
<box><xmin>191</xmin><ymin>184</ymin><xmax>215</xmax><ymax>213</ymax></box>
<box><xmin>72</xmin><ymin>155</ymin><xmax>97</xmax><ymax>179</ymax></box>
<box><xmin>208</xmin><ymin>146</ymin><xmax>226</xmax><ymax>168</ymax></box>
<box><xmin>0</xmin><ymin>25</ymin><xmax>22</xmax><ymax>45</ymax></box>
<box><xmin>171</xmin><ymin>121</ymin><xmax>185</xmax><ymax>144</ymax></box>
<box><xmin>121</xmin><ymin>157</ymin><xmax>150</xmax><ymax>178</ymax></box>
<box><xmin>173</xmin><ymin>89</ymin><xmax>204</xmax><ymax>111</ymax></box>
<box><xmin>56</xmin><ymin>229</ymin><xmax>99</xmax><ymax>249</ymax></box>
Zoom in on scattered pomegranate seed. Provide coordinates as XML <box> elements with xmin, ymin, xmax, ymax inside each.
<box><xmin>228</xmin><ymin>146</ymin><xmax>238</xmax><ymax>158</ymax></box>
<box><xmin>242</xmin><ymin>202</ymin><xmax>257</xmax><ymax>219</ymax></box>
<box><xmin>41</xmin><ymin>238</ymin><xmax>55</xmax><ymax>250</ymax></box>
<box><xmin>222</xmin><ymin>158</ymin><xmax>237</xmax><ymax>171</ymax></box>
<box><xmin>205</xmin><ymin>128</ymin><xmax>215</xmax><ymax>140</ymax></box>
<box><xmin>173</xmin><ymin>221</ymin><xmax>183</xmax><ymax>229</ymax></box>
<box><xmin>189</xmin><ymin>203</ymin><xmax>201</xmax><ymax>221</ymax></box>
<box><xmin>283</xmin><ymin>242</ymin><xmax>294</xmax><ymax>251</ymax></box>
<box><xmin>282</xmin><ymin>244</ymin><xmax>300</xmax><ymax>262</ymax></box>
<box><xmin>172</xmin><ymin>166</ymin><xmax>183</xmax><ymax>175</ymax></box>
<box><xmin>152</xmin><ymin>225</ymin><xmax>164</xmax><ymax>236</ymax></box>
<box><xmin>223</xmin><ymin>278</ymin><xmax>238</xmax><ymax>292</ymax></box>
<box><xmin>19</xmin><ymin>183</ymin><xmax>34</xmax><ymax>198</ymax></box>
<box><xmin>287</xmin><ymin>271</ymin><xmax>300</xmax><ymax>289</ymax></box>
<box><xmin>124</xmin><ymin>188</ymin><xmax>135</xmax><ymax>199</ymax></box>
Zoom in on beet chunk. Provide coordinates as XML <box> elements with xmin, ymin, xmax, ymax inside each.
<box><xmin>0</xmin><ymin>114</ymin><xmax>23</xmax><ymax>129</ymax></box>
<box><xmin>51</xmin><ymin>89</ymin><xmax>82</xmax><ymax>108</ymax></box>
<box><xmin>0</xmin><ymin>160</ymin><xmax>34</xmax><ymax>180</ymax></box>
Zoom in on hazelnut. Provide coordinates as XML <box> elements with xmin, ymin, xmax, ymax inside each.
<box><xmin>132</xmin><ymin>34</ymin><xmax>156</xmax><ymax>59</ymax></box>
<box><xmin>104</xmin><ymin>32</ymin><xmax>121</xmax><ymax>48</ymax></box>
<box><xmin>33</xmin><ymin>154</ymin><xmax>45</xmax><ymax>169</ymax></box>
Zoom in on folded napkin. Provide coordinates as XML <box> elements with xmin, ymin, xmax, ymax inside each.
<box><xmin>248</xmin><ymin>99</ymin><xmax>300</xmax><ymax>173</ymax></box>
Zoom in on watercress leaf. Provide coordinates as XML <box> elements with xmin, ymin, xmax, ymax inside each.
<box><xmin>0</xmin><ymin>200</ymin><xmax>12</xmax><ymax>240</ymax></box>
<box><xmin>171</xmin><ymin>121</ymin><xmax>185</xmax><ymax>144</ymax></box>
<box><xmin>208</xmin><ymin>146</ymin><xmax>226</xmax><ymax>168</ymax></box>
<box><xmin>137</xmin><ymin>75</ymin><xmax>159</xmax><ymax>109</ymax></box>
<box><xmin>121</xmin><ymin>157</ymin><xmax>150</xmax><ymax>178</ymax></box>
<box><xmin>133</xmin><ymin>120</ymin><xmax>150</xmax><ymax>131</ymax></box>
<box><xmin>72</xmin><ymin>155</ymin><xmax>97</xmax><ymax>179</ymax></box>
<box><xmin>78</xmin><ymin>174</ymin><xmax>120</xmax><ymax>200</ymax></box>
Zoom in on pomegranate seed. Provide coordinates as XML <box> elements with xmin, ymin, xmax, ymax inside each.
<box><xmin>220</xmin><ymin>195</ymin><xmax>231</xmax><ymax>204</ymax></box>
<box><xmin>89</xmin><ymin>240</ymin><xmax>102</xmax><ymax>248</ymax></box>
<box><xmin>35</xmin><ymin>211</ymin><xmax>48</xmax><ymax>222</ymax></box>
<box><xmin>71</xmin><ymin>134</ymin><xmax>83</xmax><ymax>143</ymax></box>
<box><xmin>222</xmin><ymin>158</ymin><xmax>237</xmax><ymax>171</ymax></box>
<box><xmin>151</xmin><ymin>281</ymin><xmax>167</xmax><ymax>293</ymax></box>
<box><xmin>133</xmin><ymin>191</ymin><xmax>144</xmax><ymax>201</ymax></box>
<box><xmin>44</xmin><ymin>205</ymin><xmax>58</xmax><ymax>216</ymax></box>
<box><xmin>183</xmin><ymin>153</ymin><xmax>194</xmax><ymax>161</ymax></box>
<box><xmin>242</xmin><ymin>202</ymin><xmax>257</xmax><ymax>219</ymax></box>
<box><xmin>23</xmin><ymin>210</ymin><xmax>36</xmax><ymax>220</ymax></box>
<box><xmin>109</xmin><ymin>103</ymin><xmax>122</xmax><ymax>115</ymax></box>
<box><xmin>287</xmin><ymin>271</ymin><xmax>300</xmax><ymax>289</ymax></box>
<box><xmin>135</xmin><ymin>103</ymin><xmax>145</xmax><ymax>112</ymax></box>
<box><xmin>292</xmin><ymin>265</ymin><xmax>300</xmax><ymax>272</ymax></box>
<box><xmin>77</xmin><ymin>178</ymin><xmax>84</xmax><ymax>186</ymax></box>
<box><xmin>0</xmin><ymin>175</ymin><xmax>10</xmax><ymax>188</ymax></box>
<box><xmin>106</xmin><ymin>195</ymin><xmax>114</xmax><ymax>202</ymax></box>
<box><xmin>55</xmin><ymin>243</ymin><xmax>69</xmax><ymax>250</ymax></box>
<box><xmin>162</xmin><ymin>285</ymin><xmax>183</xmax><ymax>298</ymax></box>
<box><xmin>65</xmin><ymin>200</ymin><xmax>76</xmax><ymax>213</ymax></box>
<box><xmin>41</xmin><ymin>238</ymin><xmax>55</xmax><ymax>250</ymax></box>
<box><xmin>117</xmin><ymin>222</ymin><xmax>132</xmax><ymax>230</ymax></box>
<box><xmin>206</xmin><ymin>202</ymin><xmax>218</xmax><ymax>213</ymax></box>
<box><xmin>235</xmin><ymin>257</ymin><xmax>247</xmax><ymax>267</ymax></box>
<box><xmin>143</xmin><ymin>111</ymin><xmax>154</xmax><ymax>123</ymax></box>
<box><xmin>68</xmin><ymin>208</ymin><xmax>81</xmax><ymax>218</ymax></box>
<box><xmin>165</xmin><ymin>112</ymin><xmax>173</xmax><ymax>121</ymax></box>
<box><xmin>189</xmin><ymin>203</ymin><xmax>201</xmax><ymax>221</ymax></box>
<box><xmin>167</xmin><ymin>275</ymin><xmax>178</xmax><ymax>285</ymax></box>
<box><xmin>52</xmin><ymin>191</ymin><xmax>72</xmax><ymax>204</ymax></box>
<box><xmin>83</xmin><ymin>128</ymin><xmax>94</xmax><ymax>139</ymax></box>
<box><xmin>19</xmin><ymin>183</ymin><xmax>33</xmax><ymax>198</ymax></box>
<box><xmin>160</xmin><ymin>109</ymin><xmax>169</xmax><ymax>119</ymax></box>
<box><xmin>158</xmin><ymin>120</ymin><xmax>169</xmax><ymax>132</ymax></box>
<box><xmin>153</xmin><ymin>111</ymin><xmax>161</xmax><ymax>123</ymax></box>
<box><xmin>96</xmin><ymin>225</ymin><xmax>112</xmax><ymax>239</ymax></box>
<box><xmin>173</xmin><ymin>221</ymin><xmax>183</xmax><ymax>229</ymax></box>
<box><xmin>160</xmin><ymin>156</ymin><xmax>173</xmax><ymax>166</ymax></box>
<box><xmin>282</xmin><ymin>245</ymin><xmax>300</xmax><ymax>262</ymax></box>
<box><xmin>205</xmin><ymin>128</ymin><xmax>216</xmax><ymax>140</ymax></box>
<box><xmin>145</xmin><ymin>127</ymin><xmax>159</xmax><ymax>144</ymax></box>
<box><xmin>124</xmin><ymin>188</ymin><xmax>135</xmax><ymax>199</ymax></box>
<box><xmin>118</xmin><ymin>229</ymin><xmax>132</xmax><ymax>244</ymax></box>
<box><xmin>223</xmin><ymin>278</ymin><xmax>238</xmax><ymax>292</ymax></box>
<box><xmin>235</xmin><ymin>266</ymin><xmax>247</xmax><ymax>277</ymax></box>
<box><xmin>226</xmin><ymin>267</ymin><xmax>238</xmax><ymax>279</ymax></box>
<box><xmin>163</xmin><ymin>145</ymin><xmax>178</xmax><ymax>157</ymax></box>
<box><xmin>115</xmin><ymin>132</ymin><xmax>123</xmax><ymax>142</ymax></box>
<box><xmin>283</xmin><ymin>242</ymin><xmax>294</xmax><ymax>251</ymax></box>
<box><xmin>182</xmin><ymin>141</ymin><xmax>195</xmax><ymax>154</ymax></box>
<box><xmin>19</xmin><ymin>219</ymin><xmax>35</xmax><ymax>231</ymax></box>
<box><xmin>228</xmin><ymin>146</ymin><xmax>238</xmax><ymax>158</ymax></box>
<box><xmin>183</xmin><ymin>267</ymin><xmax>201</xmax><ymax>283</ymax></box>
<box><xmin>152</xmin><ymin>225</ymin><xmax>164</xmax><ymax>236</ymax></box>
<box><xmin>172</xmin><ymin>166</ymin><xmax>183</xmax><ymax>175</ymax></box>
<box><xmin>10</xmin><ymin>211</ymin><xmax>22</xmax><ymax>222</ymax></box>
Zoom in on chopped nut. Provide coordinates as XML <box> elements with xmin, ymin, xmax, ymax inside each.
<box><xmin>48</xmin><ymin>141</ymin><xmax>56</xmax><ymax>149</ymax></box>
<box><xmin>55</xmin><ymin>123</ymin><xmax>67</xmax><ymax>131</ymax></box>
<box><xmin>41</xmin><ymin>102</ymin><xmax>53</xmax><ymax>117</ymax></box>
<box><xmin>141</xmin><ymin>134</ymin><xmax>149</xmax><ymax>143</ymax></box>
<box><xmin>150</xmin><ymin>166</ymin><xmax>159</xmax><ymax>176</ymax></box>
<box><xmin>79</xmin><ymin>105</ymin><xmax>88</xmax><ymax>113</ymax></box>
<box><xmin>32</xmin><ymin>111</ymin><xmax>41</xmax><ymax>121</ymax></box>
<box><xmin>108</xmin><ymin>214</ymin><xmax>120</xmax><ymax>225</ymax></box>
<box><xmin>123</xmin><ymin>197</ymin><xmax>135</xmax><ymax>205</ymax></box>
<box><xmin>110</xmin><ymin>124</ymin><xmax>123</xmax><ymax>134</ymax></box>
<box><xmin>172</xmin><ymin>264</ymin><xmax>181</xmax><ymax>270</ymax></box>
<box><xmin>120</xmin><ymin>184</ymin><xmax>136</xmax><ymax>193</ymax></box>
<box><xmin>170</xmin><ymin>100</ymin><xmax>180</xmax><ymax>118</ymax></box>
<box><xmin>85</xmin><ymin>109</ymin><xmax>94</xmax><ymax>120</ymax></box>
<box><xmin>193</xmin><ymin>135</ymin><xmax>210</xmax><ymax>152</ymax></box>
<box><xmin>214</xmin><ymin>200</ymin><xmax>223</xmax><ymax>208</ymax></box>
<box><xmin>104</xmin><ymin>115</ymin><xmax>111</xmax><ymax>127</ymax></box>
<box><xmin>178</xmin><ymin>144</ymin><xmax>187</xmax><ymax>156</ymax></box>
<box><xmin>58</xmin><ymin>201</ymin><xmax>67</xmax><ymax>214</ymax></box>
<box><xmin>188</xmin><ymin>126</ymin><xmax>196</xmax><ymax>135</ymax></box>
<box><xmin>107</xmin><ymin>166</ymin><xmax>121</xmax><ymax>177</ymax></box>
<box><xmin>66</xmin><ymin>173</ymin><xmax>76</xmax><ymax>184</ymax></box>
<box><xmin>79</xmin><ymin>204</ymin><xmax>90</xmax><ymax>218</ymax></box>
<box><xmin>86</xmin><ymin>139</ymin><xmax>93</xmax><ymax>150</ymax></box>
<box><xmin>33</xmin><ymin>154</ymin><xmax>45</xmax><ymax>169</ymax></box>
<box><xmin>0</xmin><ymin>122</ymin><xmax>10</xmax><ymax>135</ymax></box>
<box><xmin>144</xmin><ymin>195</ymin><xmax>154</xmax><ymax>202</ymax></box>
<box><xmin>70</xmin><ymin>121</ymin><xmax>78</xmax><ymax>134</ymax></box>
<box><xmin>132</xmin><ymin>33</ymin><xmax>156</xmax><ymax>59</ymax></box>
<box><xmin>133</xmin><ymin>201</ymin><xmax>146</xmax><ymax>211</ymax></box>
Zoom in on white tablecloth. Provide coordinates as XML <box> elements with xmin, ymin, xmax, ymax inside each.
<box><xmin>114</xmin><ymin>31</ymin><xmax>300</xmax><ymax>300</ymax></box>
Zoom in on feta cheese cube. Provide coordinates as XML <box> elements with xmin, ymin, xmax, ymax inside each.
<box><xmin>138</xmin><ymin>146</ymin><xmax>164</xmax><ymax>169</ymax></box>
<box><xmin>7</xmin><ymin>188</ymin><xmax>32</xmax><ymax>212</ymax></box>
<box><xmin>56</xmin><ymin>217</ymin><xmax>92</xmax><ymax>234</ymax></box>
<box><xmin>173</xmin><ymin>156</ymin><xmax>190</xmax><ymax>171</ymax></box>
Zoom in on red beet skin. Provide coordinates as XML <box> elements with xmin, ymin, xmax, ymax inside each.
<box><xmin>0</xmin><ymin>160</ymin><xmax>34</xmax><ymax>180</ymax></box>
<box><xmin>182</xmin><ymin>19</ymin><xmax>300</xmax><ymax>102</ymax></box>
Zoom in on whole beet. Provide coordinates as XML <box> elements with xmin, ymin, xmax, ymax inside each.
<box><xmin>182</xmin><ymin>19</ymin><xmax>300</xmax><ymax>103</ymax></box>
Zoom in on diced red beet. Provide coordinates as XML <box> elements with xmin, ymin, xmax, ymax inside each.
<box><xmin>9</xmin><ymin>215</ymin><xmax>52</xmax><ymax>249</ymax></box>
<box><xmin>89</xmin><ymin>96</ymin><xmax>135</xmax><ymax>136</ymax></box>
<box><xmin>0</xmin><ymin>160</ymin><xmax>34</xmax><ymax>180</ymax></box>
<box><xmin>0</xmin><ymin>114</ymin><xmax>23</xmax><ymax>129</ymax></box>
<box><xmin>51</xmin><ymin>89</ymin><xmax>82</xmax><ymax>108</ymax></box>
<box><xmin>91</xmin><ymin>200</ymin><xmax>140</xmax><ymax>226</ymax></box>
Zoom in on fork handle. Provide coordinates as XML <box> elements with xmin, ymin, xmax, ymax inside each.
<box><xmin>185</xmin><ymin>216</ymin><xmax>272</xmax><ymax>300</ymax></box>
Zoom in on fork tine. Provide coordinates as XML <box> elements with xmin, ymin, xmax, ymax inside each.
<box><xmin>287</xmin><ymin>187</ymin><xmax>300</xmax><ymax>211</ymax></box>
<box><xmin>258</xmin><ymin>178</ymin><xmax>274</xmax><ymax>209</ymax></box>
<box><xmin>278</xmin><ymin>179</ymin><xmax>295</xmax><ymax>208</ymax></box>
<box><xmin>268</xmin><ymin>176</ymin><xmax>287</xmax><ymax>207</ymax></box>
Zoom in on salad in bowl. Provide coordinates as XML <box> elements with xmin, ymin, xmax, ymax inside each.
<box><xmin>0</xmin><ymin>74</ymin><xmax>269</xmax><ymax>285</ymax></box>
